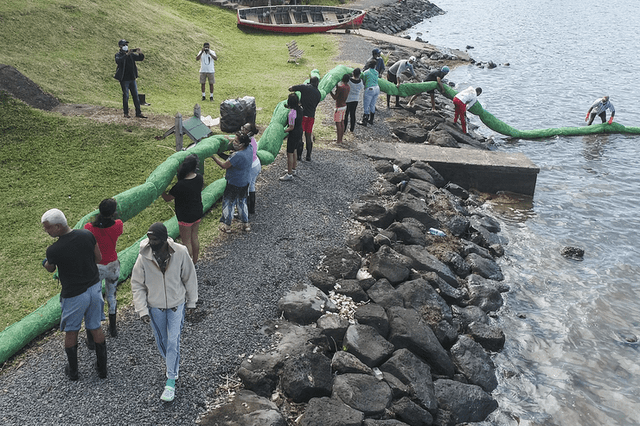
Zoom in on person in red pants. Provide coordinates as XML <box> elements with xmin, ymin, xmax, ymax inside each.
<box><xmin>453</xmin><ymin>86</ymin><xmax>482</xmax><ymax>134</ymax></box>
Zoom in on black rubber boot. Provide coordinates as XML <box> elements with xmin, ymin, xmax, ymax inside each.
<box><xmin>357</xmin><ymin>114</ymin><xmax>368</xmax><ymax>126</ymax></box>
<box><xmin>386</xmin><ymin>94</ymin><xmax>390</xmax><ymax>108</ymax></box>
<box><xmin>369</xmin><ymin>113</ymin><xmax>375</xmax><ymax>125</ymax></box>
<box><xmin>305</xmin><ymin>140</ymin><xmax>312</xmax><ymax>161</ymax></box>
<box><xmin>95</xmin><ymin>341</ymin><xmax>107</xmax><ymax>379</ymax></box>
<box><xmin>86</xmin><ymin>328</ymin><xmax>95</xmax><ymax>350</ymax></box>
<box><xmin>248</xmin><ymin>192</ymin><xmax>256</xmax><ymax>215</ymax></box>
<box><xmin>109</xmin><ymin>313</ymin><xmax>117</xmax><ymax>338</ymax></box>
<box><xmin>64</xmin><ymin>345</ymin><xmax>79</xmax><ymax>381</ymax></box>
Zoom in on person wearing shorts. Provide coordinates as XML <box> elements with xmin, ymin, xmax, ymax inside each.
<box><xmin>42</xmin><ymin>208</ymin><xmax>107</xmax><ymax>381</ymax></box>
<box><xmin>281</xmin><ymin>93</ymin><xmax>303</xmax><ymax>181</ymax></box>
<box><xmin>289</xmin><ymin>75</ymin><xmax>321</xmax><ymax>161</ymax></box>
<box><xmin>162</xmin><ymin>154</ymin><xmax>204</xmax><ymax>264</ymax></box>
<box><xmin>329</xmin><ymin>73</ymin><xmax>351</xmax><ymax>144</ymax></box>
<box><xmin>196</xmin><ymin>42</ymin><xmax>217</xmax><ymax>101</ymax></box>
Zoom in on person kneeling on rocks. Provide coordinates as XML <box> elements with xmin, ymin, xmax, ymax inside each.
<box><xmin>453</xmin><ymin>86</ymin><xmax>482</xmax><ymax>134</ymax></box>
<box><xmin>131</xmin><ymin>222</ymin><xmax>198</xmax><ymax>402</ymax></box>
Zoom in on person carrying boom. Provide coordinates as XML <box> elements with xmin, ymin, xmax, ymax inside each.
<box><xmin>585</xmin><ymin>95</ymin><xmax>615</xmax><ymax>125</ymax></box>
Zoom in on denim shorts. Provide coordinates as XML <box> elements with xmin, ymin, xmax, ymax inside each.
<box><xmin>59</xmin><ymin>281</ymin><xmax>104</xmax><ymax>332</ymax></box>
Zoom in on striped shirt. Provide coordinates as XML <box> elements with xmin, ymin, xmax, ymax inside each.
<box><xmin>590</xmin><ymin>98</ymin><xmax>615</xmax><ymax>115</ymax></box>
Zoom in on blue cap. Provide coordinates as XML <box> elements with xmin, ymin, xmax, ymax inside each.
<box><xmin>441</xmin><ymin>66</ymin><xmax>450</xmax><ymax>74</ymax></box>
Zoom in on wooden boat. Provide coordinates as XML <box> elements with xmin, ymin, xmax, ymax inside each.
<box><xmin>237</xmin><ymin>5</ymin><xmax>366</xmax><ymax>34</ymax></box>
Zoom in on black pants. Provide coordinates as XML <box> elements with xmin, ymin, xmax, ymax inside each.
<box><xmin>386</xmin><ymin>72</ymin><xmax>399</xmax><ymax>105</ymax></box>
<box><xmin>588</xmin><ymin>111</ymin><xmax>606</xmax><ymax>125</ymax></box>
<box><xmin>344</xmin><ymin>101</ymin><xmax>358</xmax><ymax>131</ymax></box>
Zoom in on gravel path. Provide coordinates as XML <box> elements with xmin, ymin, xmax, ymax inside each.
<box><xmin>0</xmin><ymin>147</ymin><xmax>378</xmax><ymax>425</ymax></box>
<box><xmin>0</xmin><ymin>5</ymin><xmax>410</xmax><ymax>422</ymax></box>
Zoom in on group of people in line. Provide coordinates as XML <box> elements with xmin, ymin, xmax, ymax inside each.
<box><xmin>56</xmin><ymin>41</ymin><xmax>615</xmax><ymax>405</ymax></box>
<box><xmin>40</xmin><ymin>115</ymin><xmax>262</xmax><ymax>401</ymax></box>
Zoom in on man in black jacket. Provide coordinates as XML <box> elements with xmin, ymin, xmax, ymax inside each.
<box><xmin>114</xmin><ymin>39</ymin><xmax>147</xmax><ymax>118</ymax></box>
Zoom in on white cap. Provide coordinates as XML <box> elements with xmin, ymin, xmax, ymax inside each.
<box><xmin>409</xmin><ymin>56</ymin><xmax>416</xmax><ymax>62</ymax></box>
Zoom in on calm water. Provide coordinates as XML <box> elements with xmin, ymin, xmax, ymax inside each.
<box><xmin>407</xmin><ymin>1</ymin><xmax>640</xmax><ymax>425</ymax></box>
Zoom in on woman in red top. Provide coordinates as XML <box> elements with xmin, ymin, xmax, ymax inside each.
<box><xmin>84</xmin><ymin>198</ymin><xmax>123</xmax><ymax>338</ymax></box>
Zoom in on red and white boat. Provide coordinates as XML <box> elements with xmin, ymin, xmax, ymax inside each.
<box><xmin>237</xmin><ymin>5</ymin><xmax>366</xmax><ymax>34</ymax></box>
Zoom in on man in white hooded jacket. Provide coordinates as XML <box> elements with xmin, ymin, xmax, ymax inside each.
<box><xmin>131</xmin><ymin>222</ymin><xmax>198</xmax><ymax>402</ymax></box>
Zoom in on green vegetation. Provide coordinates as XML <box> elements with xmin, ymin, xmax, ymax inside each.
<box><xmin>0</xmin><ymin>0</ymin><xmax>340</xmax><ymax>330</ymax></box>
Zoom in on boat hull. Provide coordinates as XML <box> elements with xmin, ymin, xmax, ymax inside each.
<box><xmin>237</xmin><ymin>6</ymin><xmax>366</xmax><ymax>34</ymax></box>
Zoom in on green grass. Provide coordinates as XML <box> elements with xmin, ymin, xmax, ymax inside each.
<box><xmin>0</xmin><ymin>0</ymin><xmax>341</xmax><ymax>331</ymax></box>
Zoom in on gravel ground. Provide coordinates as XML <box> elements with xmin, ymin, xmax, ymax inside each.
<box><xmin>0</xmin><ymin>147</ymin><xmax>378</xmax><ymax>425</ymax></box>
<box><xmin>0</xmin><ymin>7</ymin><xmax>415</xmax><ymax>423</ymax></box>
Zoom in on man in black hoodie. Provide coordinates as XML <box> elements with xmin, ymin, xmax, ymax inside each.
<box><xmin>114</xmin><ymin>39</ymin><xmax>147</xmax><ymax>118</ymax></box>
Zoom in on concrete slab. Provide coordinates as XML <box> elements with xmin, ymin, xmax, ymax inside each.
<box><xmin>358</xmin><ymin>141</ymin><xmax>540</xmax><ymax>196</ymax></box>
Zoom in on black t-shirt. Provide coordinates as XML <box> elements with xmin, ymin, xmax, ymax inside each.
<box><xmin>46</xmin><ymin>229</ymin><xmax>100</xmax><ymax>298</ymax></box>
<box><xmin>426</xmin><ymin>70</ymin><xmax>447</xmax><ymax>82</ymax></box>
<box><xmin>169</xmin><ymin>173</ymin><xmax>204</xmax><ymax>223</ymax></box>
<box><xmin>290</xmin><ymin>84</ymin><xmax>321</xmax><ymax>118</ymax></box>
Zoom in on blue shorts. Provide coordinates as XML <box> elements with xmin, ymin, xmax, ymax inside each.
<box><xmin>59</xmin><ymin>281</ymin><xmax>104</xmax><ymax>332</ymax></box>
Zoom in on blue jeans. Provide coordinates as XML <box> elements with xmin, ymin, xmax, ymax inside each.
<box><xmin>149</xmin><ymin>304</ymin><xmax>185</xmax><ymax>380</ymax></box>
<box><xmin>248</xmin><ymin>161</ymin><xmax>261</xmax><ymax>192</ymax></box>
<box><xmin>98</xmin><ymin>260</ymin><xmax>120</xmax><ymax>315</ymax></box>
<box><xmin>120</xmin><ymin>80</ymin><xmax>141</xmax><ymax>116</ymax></box>
<box><xmin>363</xmin><ymin>86</ymin><xmax>380</xmax><ymax>115</ymax></box>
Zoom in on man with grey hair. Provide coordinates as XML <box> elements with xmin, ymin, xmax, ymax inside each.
<box><xmin>586</xmin><ymin>95</ymin><xmax>615</xmax><ymax>125</ymax></box>
<box><xmin>41</xmin><ymin>208</ymin><xmax>107</xmax><ymax>381</ymax></box>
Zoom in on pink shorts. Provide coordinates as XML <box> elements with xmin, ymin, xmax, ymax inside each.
<box><xmin>301</xmin><ymin>116</ymin><xmax>315</xmax><ymax>133</ymax></box>
<box><xmin>178</xmin><ymin>219</ymin><xmax>201</xmax><ymax>227</ymax></box>
<box><xmin>333</xmin><ymin>106</ymin><xmax>347</xmax><ymax>122</ymax></box>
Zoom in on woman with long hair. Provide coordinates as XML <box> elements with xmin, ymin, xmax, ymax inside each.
<box><xmin>280</xmin><ymin>92</ymin><xmax>303</xmax><ymax>181</ymax></box>
<box><xmin>162</xmin><ymin>154</ymin><xmax>204</xmax><ymax>263</ymax></box>
<box><xmin>84</xmin><ymin>198</ymin><xmax>123</xmax><ymax>338</ymax></box>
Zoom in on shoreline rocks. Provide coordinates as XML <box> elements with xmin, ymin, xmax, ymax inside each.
<box><xmin>361</xmin><ymin>0</ymin><xmax>445</xmax><ymax>35</ymax></box>
<box><xmin>199</xmin><ymin>152</ymin><xmax>509</xmax><ymax>425</ymax></box>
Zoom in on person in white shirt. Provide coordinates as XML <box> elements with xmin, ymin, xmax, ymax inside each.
<box><xmin>386</xmin><ymin>56</ymin><xmax>417</xmax><ymax>108</ymax></box>
<box><xmin>453</xmin><ymin>86</ymin><xmax>482</xmax><ymax>134</ymax></box>
<box><xmin>196</xmin><ymin>42</ymin><xmax>217</xmax><ymax>101</ymax></box>
<box><xmin>585</xmin><ymin>95</ymin><xmax>615</xmax><ymax>125</ymax></box>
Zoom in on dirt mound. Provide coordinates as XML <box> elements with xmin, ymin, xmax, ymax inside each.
<box><xmin>0</xmin><ymin>64</ymin><xmax>60</xmax><ymax>110</ymax></box>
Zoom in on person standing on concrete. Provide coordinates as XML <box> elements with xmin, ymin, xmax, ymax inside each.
<box><xmin>585</xmin><ymin>95</ymin><xmax>615</xmax><ymax>125</ymax></box>
<box><xmin>386</xmin><ymin>56</ymin><xmax>417</xmax><ymax>108</ymax></box>
<box><xmin>131</xmin><ymin>222</ymin><xmax>198</xmax><ymax>402</ymax></box>
<box><xmin>453</xmin><ymin>86</ymin><xmax>482</xmax><ymax>134</ymax></box>
<box><xmin>41</xmin><ymin>208</ymin><xmax>107</xmax><ymax>381</ymax></box>
<box><xmin>407</xmin><ymin>65</ymin><xmax>449</xmax><ymax>110</ymax></box>
<box><xmin>329</xmin><ymin>73</ymin><xmax>351</xmax><ymax>144</ymax></box>
<box><xmin>196</xmin><ymin>42</ymin><xmax>217</xmax><ymax>102</ymax></box>
<box><xmin>114</xmin><ymin>39</ymin><xmax>147</xmax><ymax>119</ymax></box>
<box><xmin>289</xmin><ymin>76</ymin><xmax>321</xmax><ymax>161</ymax></box>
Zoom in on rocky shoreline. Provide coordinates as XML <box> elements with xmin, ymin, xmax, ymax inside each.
<box><xmin>197</xmin><ymin>6</ymin><xmax>512</xmax><ymax>426</ymax></box>
<box><xmin>361</xmin><ymin>0</ymin><xmax>445</xmax><ymax>36</ymax></box>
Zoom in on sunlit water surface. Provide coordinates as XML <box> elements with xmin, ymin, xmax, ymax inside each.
<box><xmin>406</xmin><ymin>1</ymin><xmax>640</xmax><ymax>424</ymax></box>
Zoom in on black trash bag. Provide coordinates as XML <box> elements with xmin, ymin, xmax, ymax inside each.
<box><xmin>219</xmin><ymin>96</ymin><xmax>256</xmax><ymax>133</ymax></box>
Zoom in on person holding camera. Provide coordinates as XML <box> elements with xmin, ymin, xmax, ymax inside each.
<box><xmin>131</xmin><ymin>222</ymin><xmax>198</xmax><ymax>402</ymax></box>
<box><xmin>196</xmin><ymin>42</ymin><xmax>217</xmax><ymax>102</ymax></box>
<box><xmin>114</xmin><ymin>39</ymin><xmax>147</xmax><ymax>119</ymax></box>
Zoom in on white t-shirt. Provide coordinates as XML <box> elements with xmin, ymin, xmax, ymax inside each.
<box><xmin>455</xmin><ymin>86</ymin><xmax>478</xmax><ymax>109</ymax></box>
<box><xmin>199</xmin><ymin>51</ymin><xmax>216</xmax><ymax>73</ymax></box>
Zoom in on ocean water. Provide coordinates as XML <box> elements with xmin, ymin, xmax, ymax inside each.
<box><xmin>406</xmin><ymin>1</ymin><xmax>640</xmax><ymax>425</ymax></box>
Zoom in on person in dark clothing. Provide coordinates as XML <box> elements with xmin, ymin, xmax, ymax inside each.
<box><xmin>114</xmin><ymin>39</ymin><xmax>147</xmax><ymax>119</ymax></box>
<box><xmin>289</xmin><ymin>76</ymin><xmax>321</xmax><ymax>161</ymax></box>
<box><xmin>364</xmin><ymin>48</ymin><xmax>385</xmax><ymax>76</ymax></box>
<box><xmin>162</xmin><ymin>154</ymin><xmax>204</xmax><ymax>264</ymax></box>
<box><xmin>41</xmin><ymin>208</ymin><xmax>107</xmax><ymax>381</ymax></box>
<box><xmin>408</xmin><ymin>65</ymin><xmax>450</xmax><ymax>110</ymax></box>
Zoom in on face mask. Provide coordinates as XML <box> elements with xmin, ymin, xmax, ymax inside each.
<box><xmin>122</xmin><ymin>45</ymin><xmax>129</xmax><ymax>52</ymax></box>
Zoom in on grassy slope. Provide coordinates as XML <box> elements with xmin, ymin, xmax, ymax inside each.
<box><xmin>0</xmin><ymin>0</ymin><xmax>339</xmax><ymax>330</ymax></box>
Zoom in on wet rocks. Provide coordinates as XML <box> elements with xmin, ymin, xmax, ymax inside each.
<box><xmin>361</xmin><ymin>0</ymin><xmax>445</xmax><ymax>35</ymax></box>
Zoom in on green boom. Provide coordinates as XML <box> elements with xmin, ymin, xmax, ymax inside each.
<box><xmin>3</xmin><ymin>65</ymin><xmax>638</xmax><ymax>364</ymax></box>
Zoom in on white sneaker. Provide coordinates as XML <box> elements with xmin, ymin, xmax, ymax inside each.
<box><xmin>243</xmin><ymin>223</ymin><xmax>251</xmax><ymax>232</ymax></box>
<box><xmin>279</xmin><ymin>173</ymin><xmax>293</xmax><ymax>181</ymax></box>
<box><xmin>283</xmin><ymin>169</ymin><xmax>297</xmax><ymax>175</ymax></box>
<box><xmin>161</xmin><ymin>385</ymin><xmax>175</xmax><ymax>402</ymax></box>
